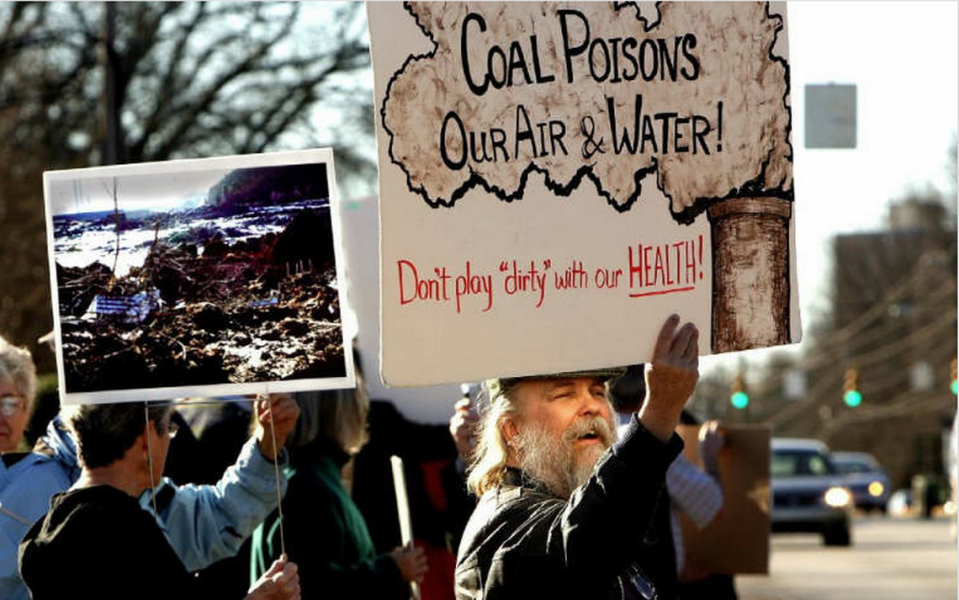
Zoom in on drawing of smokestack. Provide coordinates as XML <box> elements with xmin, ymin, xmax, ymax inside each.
<box><xmin>708</xmin><ymin>197</ymin><xmax>792</xmax><ymax>352</ymax></box>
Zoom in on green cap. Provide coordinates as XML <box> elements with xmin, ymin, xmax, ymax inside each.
<box><xmin>484</xmin><ymin>367</ymin><xmax>628</xmax><ymax>404</ymax></box>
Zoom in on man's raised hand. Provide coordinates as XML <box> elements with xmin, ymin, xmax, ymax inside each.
<box><xmin>639</xmin><ymin>314</ymin><xmax>700</xmax><ymax>442</ymax></box>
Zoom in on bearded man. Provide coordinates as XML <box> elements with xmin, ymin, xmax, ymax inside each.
<box><xmin>455</xmin><ymin>314</ymin><xmax>699</xmax><ymax>600</ymax></box>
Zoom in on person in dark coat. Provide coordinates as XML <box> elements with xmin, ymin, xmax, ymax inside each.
<box><xmin>455</xmin><ymin>315</ymin><xmax>700</xmax><ymax>600</ymax></box>
<box><xmin>19</xmin><ymin>400</ymin><xmax>301</xmax><ymax>600</ymax></box>
<box><xmin>250</xmin><ymin>384</ymin><xmax>428</xmax><ymax>600</ymax></box>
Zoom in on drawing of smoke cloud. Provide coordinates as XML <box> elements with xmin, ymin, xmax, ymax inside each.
<box><xmin>382</xmin><ymin>2</ymin><xmax>792</xmax><ymax>220</ymax></box>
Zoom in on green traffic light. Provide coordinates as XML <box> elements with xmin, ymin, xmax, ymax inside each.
<box><xmin>731</xmin><ymin>391</ymin><xmax>749</xmax><ymax>409</ymax></box>
<box><xmin>952</xmin><ymin>380</ymin><xmax>958</xmax><ymax>396</ymax></box>
<box><xmin>844</xmin><ymin>389</ymin><xmax>863</xmax><ymax>407</ymax></box>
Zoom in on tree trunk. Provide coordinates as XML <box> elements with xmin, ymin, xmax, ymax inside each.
<box><xmin>101</xmin><ymin>2</ymin><xmax>124</xmax><ymax>165</ymax></box>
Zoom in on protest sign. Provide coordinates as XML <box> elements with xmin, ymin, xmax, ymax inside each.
<box><xmin>370</xmin><ymin>2</ymin><xmax>799</xmax><ymax>386</ymax></box>
<box><xmin>677</xmin><ymin>424</ymin><xmax>771</xmax><ymax>574</ymax></box>
<box><xmin>338</xmin><ymin>195</ymin><xmax>469</xmax><ymax>424</ymax></box>
<box><xmin>44</xmin><ymin>149</ymin><xmax>354</xmax><ymax>404</ymax></box>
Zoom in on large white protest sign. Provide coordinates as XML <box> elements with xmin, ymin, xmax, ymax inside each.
<box><xmin>369</xmin><ymin>2</ymin><xmax>800</xmax><ymax>386</ymax></box>
<box><xmin>44</xmin><ymin>149</ymin><xmax>354</xmax><ymax>404</ymax></box>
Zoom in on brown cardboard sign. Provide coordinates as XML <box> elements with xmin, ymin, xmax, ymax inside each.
<box><xmin>676</xmin><ymin>424</ymin><xmax>770</xmax><ymax>575</ymax></box>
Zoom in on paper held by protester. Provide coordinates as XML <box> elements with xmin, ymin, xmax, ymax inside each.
<box><xmin>677</xmin><ymin>424</ymin><xmax>771</xmax><ymax>575</ymax></box>
<box><xmin>369</xmin><ymin>2</ymin><xmax>800</xmax><ymax>386</ymax></box>
<box><xmin>43</xmin><ymin>149</ymin><xmax>354</xmax><ymax>404</ymax></box>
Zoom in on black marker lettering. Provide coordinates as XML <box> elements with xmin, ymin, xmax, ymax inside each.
<box><xmin>461</xmin><ymin>13</ymin><xmax>489</xmax><ymax>95</ymax></box>
<box><xmin>440</xmin><ymin>111</ymin><xmax>468</xmax><ymax>170</ymax></box>
<box><xmin>558</xmin><ymin>9</ymin><xmax>590</xmax><ymax>84</ymax></box>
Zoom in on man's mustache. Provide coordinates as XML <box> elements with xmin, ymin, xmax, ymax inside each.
<box><xmin>562</xmin><ymin>415</ymin><xmax>615</xmax><ymax>447</ymax></box>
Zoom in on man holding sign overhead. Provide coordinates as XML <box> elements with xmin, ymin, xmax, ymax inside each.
<box><xmin>456</xmin><ymin>315</ymin><xmax>698</xmax><ymax>600</ymax></box>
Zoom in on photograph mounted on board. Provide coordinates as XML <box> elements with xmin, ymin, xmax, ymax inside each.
<box><xmin>44</xmin><ymin>149</ymin><xmax>354</xmax><ymax>404</ymax></box>
<box><xmin>369</xmin><ymin>2</ymin><xmax>800</xmax><ymax>386</ymax></box>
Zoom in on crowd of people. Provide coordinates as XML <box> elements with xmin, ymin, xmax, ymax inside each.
<box><xmin>0</xmin><ymin>313</ymin><xmax>737</xmax><ymax>600</ymax></box>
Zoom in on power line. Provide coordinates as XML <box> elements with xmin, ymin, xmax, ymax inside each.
<box><xmin>765</xmin><ymin>266</ymin><xmax>955</xmax><ymax>430</ymax></box>
<box><xmin>795</xmin><ymin>261</ymin><xmax>954</xmax><ymax>373</ymax></box>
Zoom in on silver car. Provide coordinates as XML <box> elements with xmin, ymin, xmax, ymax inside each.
<box><xmin>771</xmin><ymin>438</ymin><xmax>853</xmax><ymax>546</ymax></box>
<box><xmin>831</xmin><ymin>451</ymin><xmax>892</xmax><ymax>512</ymax></box>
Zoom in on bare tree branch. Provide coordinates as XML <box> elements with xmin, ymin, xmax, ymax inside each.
<box><xmin>0</xmin><ymin>1</ymin><xmax>373</xmax><ymax>181</ymax></box>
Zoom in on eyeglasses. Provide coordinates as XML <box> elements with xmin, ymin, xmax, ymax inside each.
<box><xmin>0</xmin><ymin>394</ymin><xmax>24</xmax><ymax>418</ymax></box>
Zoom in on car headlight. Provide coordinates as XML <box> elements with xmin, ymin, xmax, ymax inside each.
<box><xmin>824</xmin><ymin>486</ymin><xmax>852</xmax><ymax>507</ymax></box>
<box><xmin>868</xmin><ymin>481</ymin><xmax>885</xmax><ymax>497</ymax></box>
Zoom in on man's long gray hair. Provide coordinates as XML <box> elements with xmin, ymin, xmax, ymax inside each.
<box><xmin>466</xmin><ymin>383</ymin><xmax>516</xmax><ymax>497</ymax></box>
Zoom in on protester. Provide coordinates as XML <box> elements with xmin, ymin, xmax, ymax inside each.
<box><xmin>0</xmin><ymin>336</ymin><xmax>36</xmax><ymax>453</ymax></box>
<box><xmin>443</xmin><ymin>389</ymin><xmax>480</xmax><ymax>552</ymax></box>
<box><xmin>350</xmin><ymin>396</ymin><xmax>473</xmax><ymax>600</ymax></box>
<box><xmin>251</xmin><ymin>386</ymin><xmax>428</xmax><ymax>600</ymax></box>
<box><xmin>671</xmin><ymin>417</ymin><xmax>737</xmax><ymax>600</ymax></box>
<box><xmin>609</xmin><ymin>366</ymin><xmax>736</xmax><ymax>600</ymax></box>
<box><xmin>18</xmin><ymin>401</ymin><xmax>301</xmax><ymax>600</ymax></box>
<box><xmin>455</xmin><ymin>314</ymin><xmax>699</xmax><ymax>600</ymax></box>
<box><xmin>449</xmin><ymin>392</ymin><xmax>479</xmax><ymax>470</ymax></box>
<box><xmin>0</xmin><ymin>334</ymin><xmax>300</xmax><ymax>600</ymax></box>
<box><xmin>175</xmin><ymin>398</ymin><xmax>275</xmax><ymax>599</ymax></box>
<box><xmin>0</xmin><ymin>336</ymin><xmax>72</xmax><ymax>600</ymax></box>
<box><xmin>445</xmin><ymin>389</ymin><xmax>480</xmax><ymax>545</ymax></box>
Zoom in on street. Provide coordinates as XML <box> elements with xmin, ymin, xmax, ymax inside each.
<box><xmin>737</xmin><ymin>516</ymin><xmax>957</xmax><ymax>600</ymax></box>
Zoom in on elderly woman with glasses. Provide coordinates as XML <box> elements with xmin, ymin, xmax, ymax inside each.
<box><xmin>0</xmin><ymin>336</ymin><xmax>36</xmax><ymax>453</ymax></box>
<box><xmin>0</xmin><ymin>336</ymin><xmax>73</xmax><ymax>600</ymax></box>
<box><xmin>19</xmin><ymin>401</ymin><xmax>301</xmax><ymax>600</ymax></box>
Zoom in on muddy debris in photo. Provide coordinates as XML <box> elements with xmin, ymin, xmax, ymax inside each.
<box><xmin>56</xmin><ymin>207</ymin><xmax>345</xmax><ymax>393</ymax></box>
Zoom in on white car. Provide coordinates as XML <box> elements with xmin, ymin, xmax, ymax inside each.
<box><xmin>771</xmin><ymin>438</ymin><xmax>853</xmax><ymax>546</ymax></box>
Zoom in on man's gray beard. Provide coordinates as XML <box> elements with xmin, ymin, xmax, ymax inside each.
<box><xmin>515</xmin><ymin>415</ymin><xmax>618</xmax><ymax>499</ymax></box>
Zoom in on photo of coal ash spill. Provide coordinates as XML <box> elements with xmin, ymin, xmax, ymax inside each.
<box><xmin>46</xmin><ymin>155</ymin><xmax>349</xmax><ymax>402</ymax></box>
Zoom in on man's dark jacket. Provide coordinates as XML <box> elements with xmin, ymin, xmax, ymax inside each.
<box><xmin>455</xmin><ymin>416</ymin><xmax>683</xmax><ymax>600</ymax></box>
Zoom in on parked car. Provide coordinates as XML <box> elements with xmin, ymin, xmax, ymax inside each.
<box><xmin>831</xmin><ymin>451</ymin><xmax>892</xmax><ymax>512</ymax></box>
<box><xmin>771</xmin><ymin>438</ymin><xmax>853</xmax><ymax>546</ymax></box>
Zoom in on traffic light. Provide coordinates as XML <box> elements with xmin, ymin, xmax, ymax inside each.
<box><xmin>731</xmin><ymin>373</ymin><xmax>749</xmax><ymax>409</ymax></box>
<box><xmin>843</xmin><ymin>367</ymin><xmax>862</xmax><ymax>407</ymax></box>
<box><xmin>951</xmin><ymin>358</ymin><xmax>957</xmax><ymax>396</ymax></box>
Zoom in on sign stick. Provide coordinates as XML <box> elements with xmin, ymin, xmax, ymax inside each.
<box><xmin>390</xmin><ymin>455</ymin><xmax>420</xmax><ymax>600</ymax></box>
<box><xmin>264</xmin><ymin>395</ymin><xmax>287</xmax><ymax>558</ymax></box>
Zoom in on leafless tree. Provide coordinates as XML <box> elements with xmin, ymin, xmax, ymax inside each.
<box><xmin>1</xmin><ymin>2</ymin><xmax>373</xmax><ymax>174</ymax></box>
<box><xmin>0</xmin><ymin>1</ymin><xmax>375</xmax><ymax>371</ymax></box>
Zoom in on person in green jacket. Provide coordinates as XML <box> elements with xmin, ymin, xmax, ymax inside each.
<box><xmin>251</xmin><ymin>385</ymin><xmax>428</xmax><ymax>599</ymax></box>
